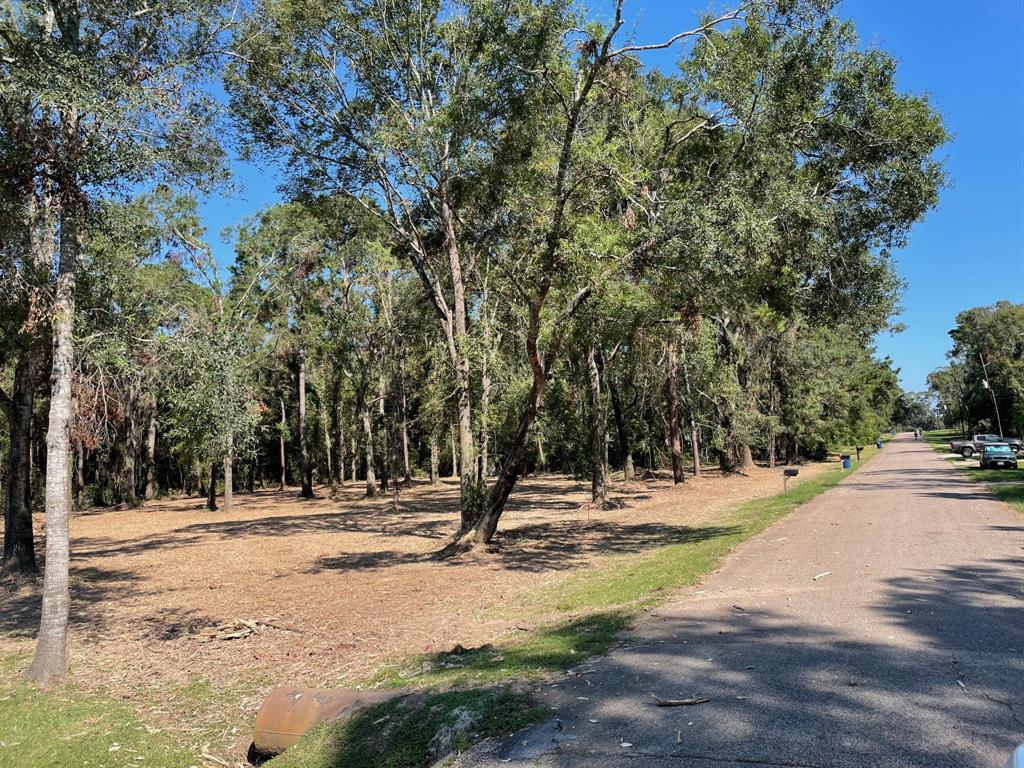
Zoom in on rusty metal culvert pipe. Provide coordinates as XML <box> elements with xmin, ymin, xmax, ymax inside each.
<box><xmin>252</xmin><ymin>686</ymin><xmax>401</xmax><ymax>756</ymax></box>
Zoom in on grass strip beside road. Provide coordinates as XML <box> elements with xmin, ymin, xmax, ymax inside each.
<box><xmin>269</xmin><ymin>447</ymin><xmax>881</xmax><ymax>767</ymax></box>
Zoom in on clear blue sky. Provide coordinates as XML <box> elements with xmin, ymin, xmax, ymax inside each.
<box><xmin>200</xmin><ymin>0</ymin><xmax>1024</xmax><ymax>392</ymax></box>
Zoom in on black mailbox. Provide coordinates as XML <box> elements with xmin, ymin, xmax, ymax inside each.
<box><xmin>784</xmin><ymin>468</ymin><xmax>799</xmax><ymax>477</ymax></box>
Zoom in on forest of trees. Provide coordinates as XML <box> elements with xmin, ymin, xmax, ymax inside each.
<box><xmin>929</xmin><ymin>301</ymin><xmax>1024</xmax><ymax>438</ymax></box>
<box><xmin>1</xmin><ymin>0</ymin><xmax>947</xmax><ymax>686</ymax></box>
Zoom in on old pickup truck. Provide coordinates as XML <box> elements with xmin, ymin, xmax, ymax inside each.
<box><xmin>950</xmin><ymin>433</ymin><xmax>1024</xmax><ymax>458</ymax></box>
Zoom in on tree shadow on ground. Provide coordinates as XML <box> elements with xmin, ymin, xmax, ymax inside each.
<box><xmin>482</xmin><ymin>556</ymin><xmax>1024</xmax><ymax>768</ymax></box>
<box><xmin>305</xmin><ymin>522</ymin><xmax>742</xmax><ymax>575</ymax></box>
<box><xmin>0</xmin><ymin>565</ymin><xmax>153</xmax><ymax>639</ymax></box>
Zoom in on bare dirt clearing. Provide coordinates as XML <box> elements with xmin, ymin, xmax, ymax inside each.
<box><xmin>1</xmin><ymin>463</ymin><xmax>826</xmax><ymax>760</ymax></box>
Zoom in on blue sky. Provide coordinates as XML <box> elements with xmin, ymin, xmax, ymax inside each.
<box><xmin>200</xmin><ymin>0</ymin><xmax>1024</xmax><ymax>392</ymax></box>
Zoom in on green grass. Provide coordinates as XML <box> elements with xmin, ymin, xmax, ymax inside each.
<box><xmin>0</xmin><ymin>655</ymin><xmax>196</xmax><ymax>768</ymax></box>
<box><xmin>924</xmin><ymin>430</ymin><xmax>1024</xmax><ymax>515</ymax></box>
<box><xmin>267</xmin><ymin>688</ymin><xmax>545</xmax><ymax>768</ymax></box>
<box><xmin>268</xmin><ymin>448</ymin><xmax>878</xmax><ymax>767</ymax></box>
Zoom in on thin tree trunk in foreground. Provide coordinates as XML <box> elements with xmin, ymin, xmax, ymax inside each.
<box><xmin>3</xmin><ymin>348</ymin><xmax>39</xmax><ymax>574</ymax></box>
<box><xmin>665</xmin><ymin>337</ymin><xmax>685</xmax><ymax>484</ymax></box>
<box><xmin>400</xmin><ymin>392</ymin><xmax>411</xmax><ymax>483</ymax></box>
<box><xmin>27</xmin><ymin>200</ymin><xmax>78</xmax><ymax>688</ymax></box>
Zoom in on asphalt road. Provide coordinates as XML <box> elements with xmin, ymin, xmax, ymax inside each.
<box><xmin>455</xmin><ymin>434</ymin><xmax>1024</xmax><ymax>768</ymax></box>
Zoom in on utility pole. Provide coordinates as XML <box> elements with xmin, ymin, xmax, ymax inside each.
<box><xmin>978</xmin><ymin>352</ymin><xmax>1005</xmax><ymax>437</ymax></box>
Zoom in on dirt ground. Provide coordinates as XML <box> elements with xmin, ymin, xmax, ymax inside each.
<box><xmin>0</xmin><ymin>462</ymin><xmax>827</xmax><ymax>761</ymax></box>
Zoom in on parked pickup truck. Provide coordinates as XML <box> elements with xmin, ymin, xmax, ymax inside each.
<box><xmin>950</xmin><ymin>434</ymin><xmax>1024</xmax><ymax>458</ymax></box>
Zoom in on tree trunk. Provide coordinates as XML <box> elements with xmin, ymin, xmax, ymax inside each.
<box><xmin>144</xmin><ymin>412</ymin><xmax>156</xmax><ymax>501</ymax></box>
<box><xmin>438</xmin><ymin>191</ymin><xmax>480</xmax><ymax>530</ymax></box>
<box><xmin>206</xmin><ymin>462</ymin><xmax>217</xmax><ymax>511</ymax></box>
<box><xmin>278</xmin><ymin>396</ymin><xmax>286</xmax><ymax>491</ymax></box>
<box><xmin>587</xmin><ymin>347</ymin><xmax>606</xmax><ymax>504</ymax></box>
<box><xmin>362</xmin><ymin>403</ymin><xmax>376</xmax><ymax>496</ymax></box>
<box><xmin>739</xmin><ymin>443</ymin><xmax>754</xmax><ymax>469</ymax></box>
<box><xmin>3</xmin><ymin>348</ymin><xmax>39</xmax><ymax>575</ymax></box>
<box><xmin>429</xmin><ymin>439</ymin><xmax>439</xmax><ymax>485</ymax></box>
<box><xmin>350</xmin><ymin>436</ymin><xmax>356</xmax><ymax>485</ymax></box>
<box><xmin>298</xmin><ymin>351</ymin><xmax>312</xmax><ymax>498</ymax></box>
<box><xmin>247</xmin><ymin>457</ymin><xmax>255</xmax><ymax>493</ymax></box>
<box><xmin>608</xmin><ymin>369</ymin><xmax>634</xmax><ymax>482</ymax></box>
<box><xmin>27</xmin><ymin>198</ymin><xmax>78</xmax><ymax>688</ymax></box>
<box><xmin>665</xmin><ymin>337</ymin><xmax>685</xmax><ymax>484</ymax></box>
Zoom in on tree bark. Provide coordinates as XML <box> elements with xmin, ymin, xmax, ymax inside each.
<box><xmin>278</xmin><ymin>396</ymin><xmax>286</xmax><ymax>490</ymax></box>
<box><xmin>3</xmin><ymin>348</ymin><xmax>39</xmax><ymax>574</ymax></box>
<box><xmin>298</xmin><ymin>351</ymin><xmax>312</xmax><ymax>497</ymax></box>
<box><xmin>665</xmin><ymin>337</ymin><xmax>685</xmax><ymax>484</ymax></box>
<box><xmin>27</xmin><ymin>198</ymin><xmax>78</xmax><ymax>688</ymax></box>
<box><xmin>587</xmin><ymin>346</ymin><xmax>606</xmax><ymax>504</ymax></box>
<box><xmin>144</xmin><ymin>412</ymin><xmax>156</xmax><ymax>500</ymax></box>
<box><xmin>350</xmin><ymin>436</ymin><xmax>356</xmax><ymax>485</ymax></box>
<box><xmin>247</xmin><ymin>457</ymin><xmax>255</xmax><ymax>493</ymax></box>
<box><xmin>429</xmin><ymin>439</ymin><xmax>439</xmax><ymax>485</ymax></box>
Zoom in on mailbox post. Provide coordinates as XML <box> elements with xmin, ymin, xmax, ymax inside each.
<box><xmin>783</xmin><ymin>467</ymin><xmax>799</xmax><ymax>493</ymax></box>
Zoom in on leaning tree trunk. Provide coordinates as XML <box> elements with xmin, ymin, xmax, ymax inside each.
<box><xmin>587</xmin><ymin>347</ymin><xmax>606</xmax><ymax>504</ymax></box>
<box><xmin>278</xmin><ymin>396</ymin><xmax>286</xmax><ymax>490</ymax></box>
<box><xmin>144</xmin><ymin>412</ymin><xmax>156</xmax><ymax>501</ymax></box>
<box><xmin>27</xmin><ymin>199</ymin><xmax>78</xmax><ymax>688</ymax></box>
<box><xmin>665</xmin><ymin>337</ymin><xmax>685</xmax><ymax>484</ymax></box>
<box><xmin>3</xmin><ymin>348</ymin><xmax>39</xmax><ymax>575</ymax></box>
<box><xmin>298</xmin><ymin>350</ymin><xmax>312</xmax><ymax>498</ymax></box>
<box><xmin>206</xmin><ymin>462</ymin><xmax>217</xmax><ymax>511</ymax></box>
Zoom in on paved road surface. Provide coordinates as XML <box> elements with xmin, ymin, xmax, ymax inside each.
<box><xmin>455</xmin><ymin>435</ymin><xmax>1024</xmax><ymax>768</ymax></box>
